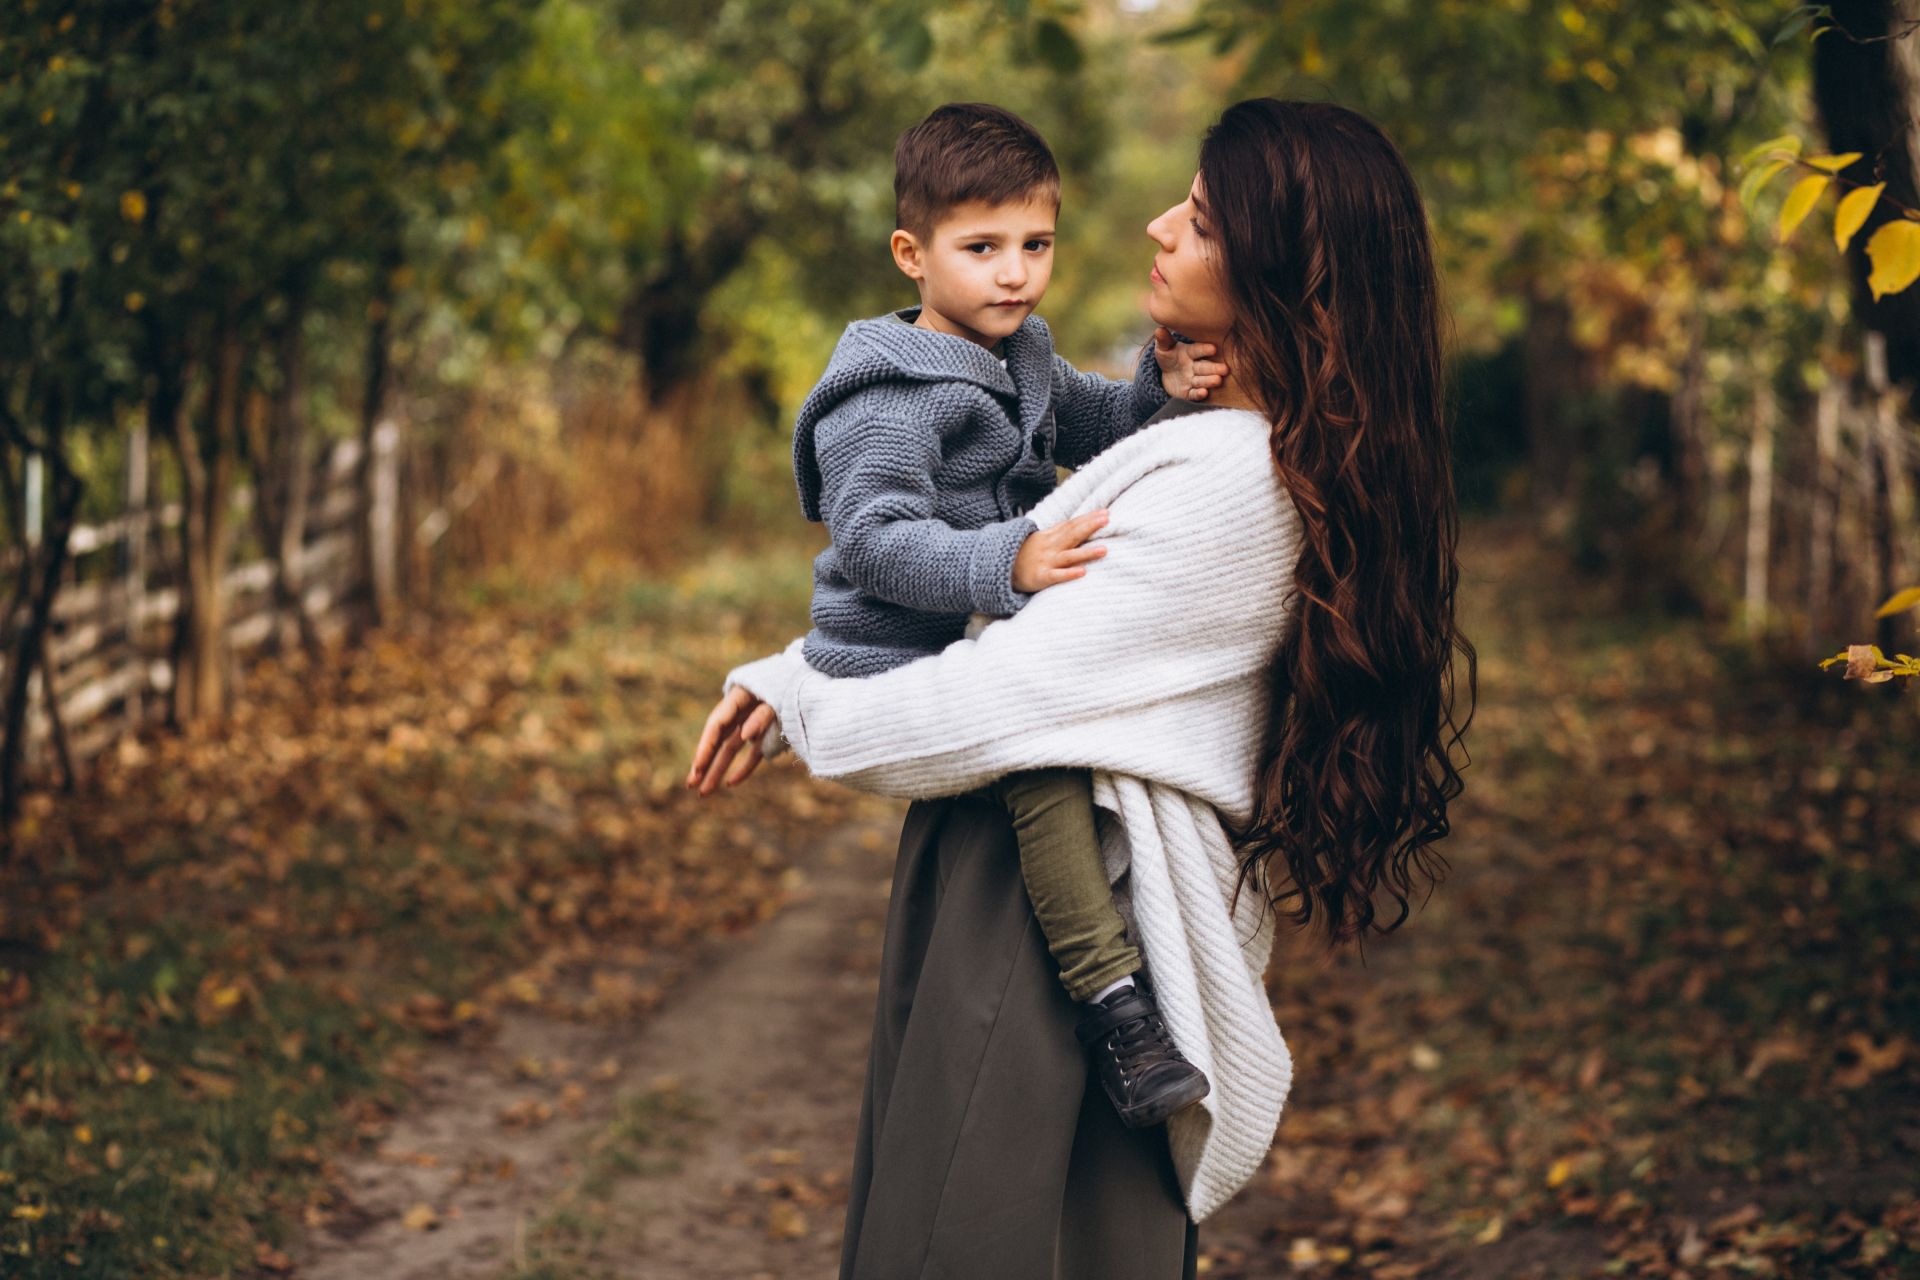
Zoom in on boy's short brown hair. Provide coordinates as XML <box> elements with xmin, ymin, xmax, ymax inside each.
<box><xmin>894</xmin><ymin>103</ymin><xmax>1060</xmax><ymax>239</ymax></box>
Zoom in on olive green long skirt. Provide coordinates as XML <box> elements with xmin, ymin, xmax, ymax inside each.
<box><xmin>838</xmin><ymin>793</ymin><xmax>1199</xmax><ymax>1280</ymax></box>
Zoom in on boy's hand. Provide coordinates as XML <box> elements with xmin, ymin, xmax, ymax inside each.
<box><xmin>1154</xmin><ymin>326</ymin><xmax>1227</xmax><ymax>402</ymax></box>
<box><xmin>1012</xmin><ymin>510</ymin><xmax>1109</xmax><ymax>594</ymax></box>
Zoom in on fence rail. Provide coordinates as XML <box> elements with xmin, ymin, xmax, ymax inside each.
<box><xmin>1</xmin><ymin>423</ymin><xmax>417</xmax><ymax>773</ymax></box>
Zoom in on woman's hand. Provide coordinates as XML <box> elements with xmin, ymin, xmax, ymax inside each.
<box><xmin>687</xmin><ymin>686</ymin><xmax>780</xmax><ymax>795</ymax></box>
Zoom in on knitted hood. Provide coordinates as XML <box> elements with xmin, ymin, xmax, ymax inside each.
<box><xmin>792</xmin><ymin>308</ymin><xmax>1054</xmax><ymax>521</ymax></box>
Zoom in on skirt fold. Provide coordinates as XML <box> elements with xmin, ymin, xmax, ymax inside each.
<box><xmin>840</xmin><ymin>795</ymin><xmax>1197</xmax><ymax>1280</ymax></box>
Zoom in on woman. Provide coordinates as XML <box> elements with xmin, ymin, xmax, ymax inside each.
<box><xmin>690</xmin><ymin>99</ymin><xmax>1473</xmax><ymax>1278</ymax></box>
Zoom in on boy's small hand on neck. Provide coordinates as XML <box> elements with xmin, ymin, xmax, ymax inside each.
<box><xmin>1153</xmin><ymin>326</ymin><xmax>1230</xmax><ymax>403</ymax></box>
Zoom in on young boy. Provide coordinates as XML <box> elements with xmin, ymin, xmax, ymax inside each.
<box><xmin>792</xmin><ymin>102</ymin><xmax>1220</xmax><ymax>1129</ymax></box>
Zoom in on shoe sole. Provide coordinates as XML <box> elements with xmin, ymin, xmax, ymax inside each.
<box><xmin>1116</xmin><ymin>1075</ymin><xmax>1211</xmax><ymax>1129</ymax></box>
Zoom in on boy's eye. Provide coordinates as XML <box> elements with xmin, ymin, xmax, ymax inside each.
<box><xmin>1024</xmin><ymin>240</ymin><xmax>1052</xmax><ymax>252</ymax></box>
<box><xmin>966</xmin><ymin>242</ymin><xmax>994</xmax><ymax>254</ymax></box>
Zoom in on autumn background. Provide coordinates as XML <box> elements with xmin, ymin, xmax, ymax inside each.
<box><xmin>3</xmin><ymin>1</ymin><xmax>1919</xmax><ymax>1277</ymax></box>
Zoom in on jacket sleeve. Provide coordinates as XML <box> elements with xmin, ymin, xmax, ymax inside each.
<box><xmin>811</xmin><ymin>395</ymin><xmax>1035</xmax><ymax>618</ymax></box>
<box><xmin>1049</xmin><ymin>338</ymin><xmax>1170</xmax><ymax>469</ymax></box>
<box><xmin>725</xmin><ymin>441</ymin><xmax>1299</xmax><ymax>802</ymax></box>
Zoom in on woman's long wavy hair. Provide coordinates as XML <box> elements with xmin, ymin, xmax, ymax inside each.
<box><xmin>1206</xmin><ymin>99</ymin><xmax>1475</xmax><ymax>948</ymax></box>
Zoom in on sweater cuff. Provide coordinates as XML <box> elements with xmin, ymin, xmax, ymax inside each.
<box><xmin>967</xmin><ymin>517</ymin><xmax>1036</xmax><ymax>618</ymax></box>
<box><xmin>1131</xmin><ymin>337</ymin><xmax>1172</xmax><ymax>421</ymax></box>
<box><xmin>723</xmin><ymin>639</ymin><xmax>808</xmax><ymax>760</ymax></box>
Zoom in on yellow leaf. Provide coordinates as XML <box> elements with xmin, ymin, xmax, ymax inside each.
<box><xmin>1739</xmin><ymin>158</ymin><xmax>1790</xmax><ymax>209</ymax></box>
<box><xmin>1835</xmin><ymin>183</ymin><xmax>1885</xmax><ymax>252</ymax></box>
<box><xmin>401</xmin><ymin>1202</ymin><xmax>439</xmax><ymax>1231</ymax></box>
<box><xmin>73</xmin><ymin>1124</ymin><xmax>92</xmax><ymax>1145</ymax></box>
<box><xmin>1805</xmin><ymin>152</ymin><xmax>1863</xmax><ymax>172</ymax></box>
<box><xmin>1873</xmin><ymin>585</ymin><xmax>1920</xmax><ymax>617</ymax></box>
<box><xmin>119</xmin><ymin>190</ymin><xmax>146</xmax><ymax>222</ymax></box>
<box><xmin>1475</xmin><ymin>1214</ymin><xmax>1505</xmax><ymax>1244</ymax></box>
<box><xmin>11</xmin><ymin>1203</ymin><xmax>47</xmax><ymax>1220</ymax></box>
<box><xmin>1778</xmin><ymin>175</ymin><xmax>1830</xmax><ymax>240</ymax></box>
<box><xmin>1740</xmin><ymin>134</ymin><xmax>1802</xmax><ymax>167</ymax></box>
<box><xmin>1866</xmin><ymin>220</ymin><xmax>1920</xmax><ymax>298</ymax></box>
<box><xmin>1546</xmin><ymin>1156</ymin><xmax>1575</xmax><ymax>1187</ymax></box>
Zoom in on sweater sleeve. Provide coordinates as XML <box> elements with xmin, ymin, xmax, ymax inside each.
<box><xmin>811</xmin><ymin>395</ymin><xmax>1035</xmax><ymax>618</ymax></box>
<box><xmin>726</xmin><ymin>437</ymin><xmax>1299</xmax><ymax>802</ymax></box>
<box><xmin>1049</xmin><ymin>339</ymin><xmax>1170</xmax><ymax>469</ymax></box>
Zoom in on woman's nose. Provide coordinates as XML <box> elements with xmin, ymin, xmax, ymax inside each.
<box><xmin>1146</xmin><ymin>209</ymin><xmax>1176</xmax><ymax>251</ymax></box>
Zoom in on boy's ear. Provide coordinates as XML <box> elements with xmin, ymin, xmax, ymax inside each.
<box><xmin>890</xmin><ymin>229</ymin><xmax>925</xmax><ymax>281</ymax></box>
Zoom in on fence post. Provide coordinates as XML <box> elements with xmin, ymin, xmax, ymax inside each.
<box><xmin>24</xmin><ymin>452</ymin><xmax>42</xmax><ymax>546</ymax></box>
<box><xmin>369</xmin><ymin>417</ymin><xmax>401</xmax><ymax>625</ymax></box>
<box><xmin>1743</xmin><ymin>389</ymin><xmax>1775</xmax><ymax>640</ymax></box>
<box><xmin>124</xmin><ymin>421</ymin><xmax>149</xmax><ymax>731</ymax></box>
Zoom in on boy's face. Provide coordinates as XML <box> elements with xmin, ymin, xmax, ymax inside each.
<box><xmin>890</xmin><ymin>195</ymin><xmax>1058</xmax><ymax>348</ymax></box>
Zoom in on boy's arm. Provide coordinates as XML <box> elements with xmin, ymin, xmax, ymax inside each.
<box><xmin>813</xmin><ymin>397</ymin><xmax>1035</xmax><ymax>618</ymax></box>
<box><xmin>1049</xmin><ymin>337</ymin><xmax>1169</xmax><ymax>469</ymax></box>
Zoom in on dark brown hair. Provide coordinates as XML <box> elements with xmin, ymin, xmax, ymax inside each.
<box><xmin>1204</xmin><ymin>99</ymin><xmax>1476</xmax><ymax>948</ymax></box>
<box><xmin>894</xmin><ymin>102</ymin><xmax>1060</xmax><ymax>238</ymax></box>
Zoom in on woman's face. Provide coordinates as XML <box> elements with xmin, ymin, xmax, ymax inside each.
<box><xmin>1146</xmin><ymin>175</ymin><xmax>1236</xmax><ymax>344</ymax></box>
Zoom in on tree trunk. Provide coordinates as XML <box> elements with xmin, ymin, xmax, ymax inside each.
<box><xmin>1806</xmin><ymin>375</ymin><xmax>1844</xmax><ymax>654</ymax></box>
<box><xmin>245</xmin><ymin>301</ymin><xmax>320</xmax><ymax>656</ymax></box>
<box><xmin>168</xmin><ymin>327</ymin><xmax>240</xmax><ymax>727</ymax></box>
<box><xmin>0</xmin><ymin>437</ymin><xmax>81</xmax><ymax>837</ymax></box>
<box><xmin>1744</xmin><ymin>389</ymin><xmax>1776</xmax><ymax>638</ymax></box>
<box><xmin>1815</xmin><ymin>0</ymin><xmax>1920</xmax><ymax>400</ymax></box>
<box><xmin>1520</xmin><ymin>289</ymin><xmax>1582</xmax><ymax>532</ymax></box>
<box><xmin>357</xmin><ymin>256</ymin><xmax>399</xmax><ymax>633</ymax></box>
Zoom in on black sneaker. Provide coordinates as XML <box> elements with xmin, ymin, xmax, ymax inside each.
<box><xmin>1075</xmin><ymin>983</ymin><xmax>1210</xmax><ymax>1129</ymax></box>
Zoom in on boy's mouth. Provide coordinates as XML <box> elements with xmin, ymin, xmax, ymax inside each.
<box><xmin>992</xmin><ymin>298</ymin><xmax>1027</xmax><ymax>308</ymax></box>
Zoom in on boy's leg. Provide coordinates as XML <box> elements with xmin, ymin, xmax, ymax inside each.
<box><xmin>991</xmin><ymin>768</ymin><xmax>1141</xmax><ymax>1003</ymax></box>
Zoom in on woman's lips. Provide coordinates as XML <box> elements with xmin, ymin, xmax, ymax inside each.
<box><xmin>1150</xmin><ymin>265</ymin><xmax>1165</xmax><ymax>285</ymax></box>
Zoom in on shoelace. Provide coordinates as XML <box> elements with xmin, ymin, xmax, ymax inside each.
<box><xmin>1108</xmin><ymin>1008</ymin><xmax>1177</xmax><ymax>1082</ymax></box>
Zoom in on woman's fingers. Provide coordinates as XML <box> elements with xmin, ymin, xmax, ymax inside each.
<box><xmin>742</xmin><ymin>701</ymin><xmax>777</xmax><ymax>748</ymax></box>
<box><xmin>723</xmin><ymin>740</ymin><xmax>764</xmax><ymax>788</ymax></box>
<box><xmin>697</xmin><ymin>727</ymin><xmax>745</xmax><ymax>794</ymax></box>
<box><xmin>688</xmin><ymin>687</ymin><xmax>751</xmax><ymax>786</ymax></box>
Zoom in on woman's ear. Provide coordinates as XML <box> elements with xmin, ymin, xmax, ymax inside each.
<box><xmin>890</xmin><ymin>229</ymin><xmax>926</xmax><ymax>281</ymax></box>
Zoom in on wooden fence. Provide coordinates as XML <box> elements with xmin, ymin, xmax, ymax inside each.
<box><xmin>1</xmin><ymin>419</ymin><xmax>431</xmax><ymax>772</ymax></box>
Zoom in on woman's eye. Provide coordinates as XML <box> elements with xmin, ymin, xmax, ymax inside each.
<box><xmin>1190</xmin><ymin>218</ymin><xmax>1208</xmax><ymax>239</ymax></box>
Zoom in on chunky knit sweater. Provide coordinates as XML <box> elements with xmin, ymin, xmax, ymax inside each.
<box><xmin>793</xmin><ymin>308</ymin><xmax>1168</xmax><ymax>678</ymax></box>
<box><xmin>728</xmin><ymin>408</ymin><xmax>1303</xmax><ymax>1221</ymax></box>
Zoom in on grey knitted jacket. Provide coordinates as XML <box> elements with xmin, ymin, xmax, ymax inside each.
<box><xmin>795</xmin><ymin>308</ymin><xmax>1169</xmax><ymax>677</ymax></box>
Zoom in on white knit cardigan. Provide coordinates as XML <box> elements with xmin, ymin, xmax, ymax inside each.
<box><xmin>724</xmin><ymin>407</ymin><xmax>1304</xmax><ymax>1221</ymax></box>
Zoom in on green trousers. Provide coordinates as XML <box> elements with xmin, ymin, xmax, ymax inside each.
<box><xmin>989</xmin><ymin>767</ymin><xmax>1142</xmax><ymax>1003</ymax></box>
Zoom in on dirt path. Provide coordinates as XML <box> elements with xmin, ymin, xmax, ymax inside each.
<box><xmin>292</xmin><ymin>808</ymin><xmax>902</xmax><ymax>1280</ymax></box>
